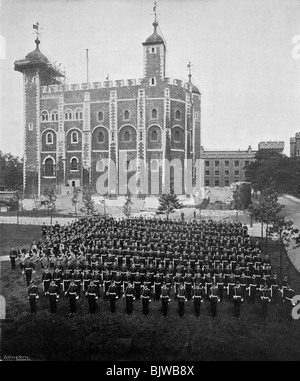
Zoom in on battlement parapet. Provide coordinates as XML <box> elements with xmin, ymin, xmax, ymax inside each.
<box><xmin>40</xmin><ymin>77</ymin><xmax>191</xmax><ymax>93</ymax></box>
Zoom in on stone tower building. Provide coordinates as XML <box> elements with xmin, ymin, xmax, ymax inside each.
<box><xmin>14</xmin><ymin>18</ymin><xmax>201</xmax><ymax>198</ymax></box>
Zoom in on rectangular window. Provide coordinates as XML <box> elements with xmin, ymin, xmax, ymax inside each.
<box><xmin>205</xmin><ymin>180</ymin><xmax>210</xmax><ymax>187</ymax></box>
<box><xmin>205</xmin><ymin>161</ymin><xmax>210</xmax><ymax>167</ymax></box>
<box><xmin>245</xmin><ymin>160</ymin><xmax>250</xmax><ymax>166</ymax></box>
<box><xmin>225</xmin><ymin>170</ymin><xmax>229</xmax><ymax>176</ymax></box>
<box><xmin>235</xmin><ymin>160</ymin><xmax>239</xmax><ymax>167</ymax></box>
<box><xmin>205</xmin><ymin>170</ymin><xmax>209</xmax><ymax>176</ymax></box>
<box><xmin>195</xmin><ymin>112</ymin><xmax>199</xmax><ymax>120</ymax></box>
<box><xmin>235</xmin><ymin>170</ymin><xmax>239</xmax><ymax>176</ymax></box>
<box><xmin>225</xmin><ymin>179</ymin><xmax>229</xmax><ymax>186</ymax></box>
<box><xmin>215</xmin><ymin>170</ymin><xmax>219</xmax><ymax>176</ymax></box>
<box><xmin>28</xmin><ymin>123</ymin><xmax>33</xmax><ymax>131</ymax></box>
<box><xmin>215</xmin><ymin>161</ymin><xmax>219</xmax><ymax>167</ymax></box>
<box><xmin>215</xmin><ymin>180</ymin><xmax>220</xmax><ymax>186</ymax></box>
<box><xmin>225</xmin><ymin>161</ymin><xmax>229</xmax><ymax>167</ymax></box>
<box><xmin>140</xmin><ymin>131</ymin><xmax>143</xmax><ymax>141</ymax></box>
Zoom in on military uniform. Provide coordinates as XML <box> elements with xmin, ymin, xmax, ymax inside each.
<box><xmin>124</xmin><ymin>283</ymin><xmax>135</xmax><ymax>315</ymax></box>
<box><xmin>260</xmin><ymin>286</ymin><xmax>271</xmax><ymax>319</ymax></box>
<box><xmin>9</xmin><ymin>247</ymin><xmax>18</xmax><ymax>270</ymax></box>
<box><xmin>141</xmin><ymin>285</ymin><xmax>151</xmax><ymax>316</ymax></box>
<box><xmin>66</xmin><ymin>282</ymin><xmax>79</xmax><ymax>315</ymax></box>
<box><xmin>177</xmin><ymin>284</ymin><xmax>187</xmax><ymax>318</ymax></box>
<box><xmin>209</xmin><ymin>284</ymin><xmax>220</xmax><ymax>319</ymax></box>
<box><xmin>28</xmin><ymin>282</ymin><xmax>39</xmax><ymax>314</ymax></box>
<box><xmin>160</xmin><ymin>284</ymin><xmax>170</xmax><ymax>317</ymax></box>
<box><xmin>86</xmin><ymin>281</ymin><xmax>98</xmax><ymax>315</ymax></box>
<box><xmin>193</xmin><ymin>284</ymin><xmax>204</xmax><ymax>318</ymax></box>
<box><xmin>24</xmin><ymin>259</ymin><xmax>34</xmax><ymax>286</ymax></box>
<box><xmin>48</xmin><ymin>281</ymin><xmax>59</xmax><ymax>314</ymax></box>
<box><xmin>42</xmin><ymin>268</ymin><xmax>52</xmax><ymax>296</ymax></box>
<box><xmin>233</xmin><ymin>283</ymin><xmax>243</xmax><ymax>319</ymax></box>
<box><xmin>107</xmin><ymin>281</ymin><xmax>118</xmax><ymax>313</ymax></box>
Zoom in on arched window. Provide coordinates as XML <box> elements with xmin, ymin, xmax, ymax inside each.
<box><xmin>124</xmin><ymin>130</ymin><xmax>131</xmax><ymax>142</ymax></box>
<box><xmin>151</xmin><ymin>159</ymin><xmax>158</xmax><ymax>171</ymax></box>
<box><xmin>151</xmin><ymin>109</ymin><xmax>158</xmax><ymax>119</ymax></box>
<box><xmin>98</xmin><ymin>111</ymin><xmax>104</xmax><ymax>121</ymax></box>
<box><xmin>174</xmin><ymin>130</ymin><xmax>181</xmax><ymax>143</ymax></box>
<box><xmin>41</xmin><ymin>111</ymin><xmax>49</xmax><ymax>122</ymax></box>
<box><xmin>51</xmin><ymin>110</ymin><xmax>58</xmax><ymax>121</ymax></box>
<box><xmin>46</xmin><ymin>132</ymin><xmax>53</xmax><ymax>144</ymax></box>
<box><xmin>150</xmin><ymin>77</ymin><xmax>156</xmax><ymax>86</ymax></box>
<box><xmin>151</xmin><ymin>129</ymin><xmax>158</xmax><ymax>142</ymax></box>
<box><xmin>65</xmin><ymin>109</ymin><xmax>73</xmax><ymax>120</ymax></box>
<box><xmin>175</xmin><ymin>110</ymin><xmax>181</xmax><ymax>120</ymax></box>
<box><xmin>124</xmin><ymin>110</ymin><xmax>130</xmax><ymax>121</ymax></box>
<box><xmin>70</xmin><ymin>157</ymin><xmax>78</xmax><ymax>171</ymax></box>
<box><xmin>96</xmin><ymin>160</ymin><xmax>105</xmax><ymax>172</ymax></box>
<box><xmin>71</xmin><ymin>131</ymin><xmax>78</xmax><ymax>143</ymax></box>
<box><xmin>44</xmin><ymin>157</ymin><xmax>54</xmax><ymax>177</ymax></box>
<box><xmin>75</xmin><ymin>109</ymin><xmax>83</xmax><ymax>120</ymax></box>
<box><xmin>98</xmin><ymin>131</ymin><xmax>105</xmax><ymax>143</ymax></box>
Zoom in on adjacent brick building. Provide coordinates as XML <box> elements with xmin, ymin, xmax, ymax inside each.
<box><xmin>290</xmin><ymin>133</ymin><xmax>300</xmax><ymax>157</ymax></box>
<box><xmin>14</xmin><ymin>19</ymin><xmax>201</xmax><ymax>197</ymax></box>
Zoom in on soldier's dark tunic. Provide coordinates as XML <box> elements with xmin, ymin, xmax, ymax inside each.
<box><xmin>48</xmin><ymin>283</ymin><xmax>59</xmax><ymax>314</ymax></box>
<box><xmin>141</xmin><ymin>287</ymin><xmax>151</xmax><ymax>316</ymax></box>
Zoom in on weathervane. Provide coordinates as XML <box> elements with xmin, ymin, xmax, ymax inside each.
<box><xmin>151</xmin><ymin>1</ymin><xmax>159</xmax><ymax>22</ymax></box>
<box><xmin>33</xmin><ymin>22</ymin><xmax>43</xmax><ymax>39</ymax></box>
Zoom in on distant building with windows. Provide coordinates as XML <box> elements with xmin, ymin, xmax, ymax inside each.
<box><xmin>201</xmin><ymin>141</ymin><xmax>284</xmax><ymax>188</ymax></box>
<box><xmin>201</xmin><ymin>146</ymin><xmax>256</xmax><ymax>188</ymax></box>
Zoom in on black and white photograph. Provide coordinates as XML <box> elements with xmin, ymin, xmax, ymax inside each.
<box><xmin>1</xmin><ymin>0</ymin><xmax>300</xmax><ymax>364</ymax></box>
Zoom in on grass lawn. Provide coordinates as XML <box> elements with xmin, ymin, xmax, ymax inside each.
<box><xmin>0</xmin><ymin>224</ymin><xmax>43</xmax><ymax>256</ymax></box>
<box><xmin>1</xmin><ymin>230</ymin><xmax>300</xmax><ymax>361</ymax></box>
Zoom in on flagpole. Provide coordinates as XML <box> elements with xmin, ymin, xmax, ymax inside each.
<box><xmin>86</xmin><ymin>48</ymin><xmax>89</xmax><ymax>84</ymax></box>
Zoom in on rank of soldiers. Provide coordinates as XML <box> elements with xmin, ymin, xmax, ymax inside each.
<box><xmin>13</xmin><ymin>216</ymin><xmax>296</xmax><ymax>320</ymax></box>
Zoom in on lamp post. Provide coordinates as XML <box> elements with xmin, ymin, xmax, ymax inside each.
<box><xmin>279</xmin><ymin>227</ymin><xmax>283</xmax><ymax>281</ymax></box>
<box><xmin>15</xmin><ymin>191</ymin><xmax>20</xmax><ymax>225</ymax></box>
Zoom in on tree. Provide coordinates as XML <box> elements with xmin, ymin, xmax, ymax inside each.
<box><xmin>249</xmin><ymin>184</ymin><xmax>283</xmax><ymax>241</ymax></box>
<box><xmin>81</xmin><ymin>186</ymin><xmax>95</xmax><ymax>216</ymax></box>
<box><xmin>123</xmin><ymin>190</ymin><xmax>133</xmax><ymax>218</ymax></box>
<box><xmin>156</xmin><ymin>193</ymin><xmax>183</xmax><ymax>220</ymax></box>
<box><xmin>268</xmin><ymin>216</ymin><xmax>300</xmax><ymax>280</ymax></box>
<box><xmin>245</xmin><ymin>151</ymin><xmax>300</xmax><ymax>196</ymax></box>
<box><xmin>43</xmin><ymin>187</ymin><xmax>56</xmax><ymax>225</ymax></box>
<box><xmin>0</xmin><ymin>151</ymin><xmax>23</xmax><ymax>191</ymax></box>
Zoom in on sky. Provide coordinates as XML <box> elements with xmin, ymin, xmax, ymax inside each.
<box><xmin>1</xmin><ymin>0</ymin><xmax>300</xmax><ymax>157</ymax></box>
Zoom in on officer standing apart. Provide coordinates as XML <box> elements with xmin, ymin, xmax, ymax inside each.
<box><xmin>48</xmin><ymin>280</ymin><xmax>59</xmax><ymax>314</ymax></box>
<box><xmin>28</xmin><ymin>280</ymin><xmax>39</xmax><ymax>315</ymax></box>
<box><xmin>9</xmin><ymin>247</ymin><xmax>18</xmax><ymax>270</ymax></box>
